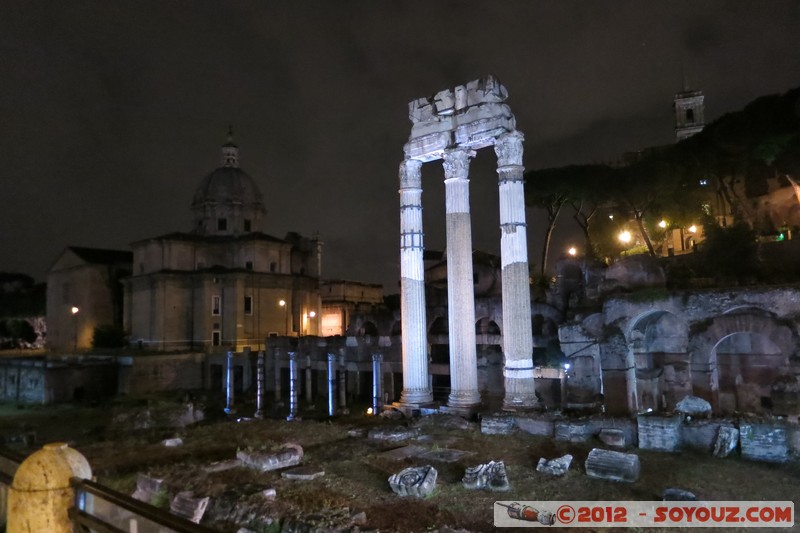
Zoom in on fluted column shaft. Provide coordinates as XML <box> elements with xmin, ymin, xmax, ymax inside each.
<box><xmin>398</xmin><ymin>158</ymin><xmax>433</xmax><ymax>405</ymax></box>
<box><xmin>443</xmin><ymin>148</ymin><xmax>481</xmax><ymax>409</ymax></box>
<box><xmin>495</xmin><ymin>131</ymin><xmax>538</xmax><ymax>409</ymax></box>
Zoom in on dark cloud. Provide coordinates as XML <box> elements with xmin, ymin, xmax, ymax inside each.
<box><xmin>1</xmin><ymin>1</ymin><xmax>799</xmax><ymax>290</ymax></box>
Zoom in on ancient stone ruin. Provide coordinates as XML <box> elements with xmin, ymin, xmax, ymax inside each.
<box><xmin>398</xmin><ymin>75</ymin><xmax>536</xmax><ymax>412</ymax></box>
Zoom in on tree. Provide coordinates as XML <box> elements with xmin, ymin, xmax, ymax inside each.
<box><xmin>524</xmin><ymin>167</ymin><xmax>570</xmax><ymax>274</ymax></box>
<box><xmin>697</xmin><ymin>222</ymin><xmax>759</xmax><ymax>281</ymax></box>
<box><xmin>563</xmin><ymin>165</ymin><xmax>615</xmax><ymax>259</ymax></box>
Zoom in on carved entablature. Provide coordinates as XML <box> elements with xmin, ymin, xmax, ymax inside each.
<box><xmin>406</xmin><ymin>75</ymin><xmax>517</xmax><ymax>161</ymax></box>
<box><xmin>408</xmin><ymin>75</ymin><xmax>510</xmax><ymax>124</ymax></box>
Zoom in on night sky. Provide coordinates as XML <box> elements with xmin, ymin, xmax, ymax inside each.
<box><xmin>2</xmin><ymin>1</ymin><xmax>799</xmax><ymax>290</ymax></box>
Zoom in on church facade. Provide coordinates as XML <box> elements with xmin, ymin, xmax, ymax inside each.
<box><xmin>123</xmin><ymin>134</ymin><xmax>322</xmax><ymax>352</ymax></box>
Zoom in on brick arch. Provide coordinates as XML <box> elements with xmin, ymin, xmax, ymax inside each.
<box><xmin>690</xmin><ymin>312</ymin><xmax>795</xmax><ymax>365</ymax></box>
<box><xmin>689</xmin><ymin>311</ymin><xmax>796</xmax><ymax>413</ymax></box>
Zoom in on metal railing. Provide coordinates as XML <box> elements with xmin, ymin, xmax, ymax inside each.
<box><xmin>0</xmin><ymin>448</ymin><xmax>24</xmax><ymax>529</ymax></box>
<box><xmin>0</xmin><ymin>447</ymin><xmax>215</xmax><ymax>533</ymax></box>
<box><xmin>71</xmin><ymin>478</ymin><xmax>218</xmax><ymax>533</ymax></box>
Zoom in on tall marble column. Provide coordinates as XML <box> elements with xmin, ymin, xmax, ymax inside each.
<box><xmin>398</xmin><ymin>158</ymin><xmax>433</xmax><ymax>405</ymax></box>
<box><xmin>495</xmin><ymin>131</ymin><xmax>538</xmax><ymax>409</ymax></box>
<box><xmin>442</xmin><ymin>148</ymin><xmax>481</xmax><ymax>409</ymax></box>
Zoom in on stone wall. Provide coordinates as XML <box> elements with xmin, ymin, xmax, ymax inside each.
<box><xmin>740</xmin><ymin>422</ymin><xmax>790</xmax><ymax>463</ymax></box>
<box><xmin>119</xmin><ymin>353</ymin><xmax>206</xmax><ymax>395</ymax></box>
<box><xmin>637</xmin><ymin>415</ymin><xmax>682</xmax><ymax>452</ymax></box>
<box><xmin>0</xmin><ymin>356</ymin><xmax>117</xmax><ymax>404</ymax></box>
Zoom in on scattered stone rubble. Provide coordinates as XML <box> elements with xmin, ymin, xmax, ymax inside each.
<box><xmin>713</xmin><ymin>426</ymin><xmax>739</xmax><ymax>457</ymax></box>
<box><xmin>367</xmin><ymin>426</ymin><xmax>421</xmax><ymax>441</ymax></box>
<box><xmin>585</xmin><ymin>448</ymin><xmax>640</xmax><ymax>483</ymax></box>
<box><xmin>462</xmin><ymin>460</ymin><xmax>510</xmax><ymax>491</ymax></box>
<box><xmin>170</xmin><ymin>491</ymin><xmax>210</xmax><ymax>524</ymax></box>
<box><xmin>480</xmin><ymin>415</ymin><xmax>516</xmax><ymax>435</ymax></box>
<box><xmin>535</xmin><ymin>454</ymin><xmax>572</xmax><ymax>477</ymax></box>
<box><xmin>675</xmin><ymin>395</ymin><xmax>712</xmax><ymax>418</ymax></box>
<box><xmin>131</xmin><ymin>473</ymin><xmax>164</xmax><ymax>504</ymax></box>
<box><xmin>388</xmin><ymin>465</ymin><xmax>438</xmax><ymax>498</ymax></box>
<box><xmin>598</xmin><ymin>428</ymin><xmax>626</xmax><ymax>447</ymax></box>
<box><xmin>281</xmin><ymin>466</ymin><xmax>325</xmax><ymax>480</ymax></box>
<box><xmin>236</xmin><ymin>443</ymin><xmax>303</xmax><ymax>472</ymax></box>
<box><xmin>663</xmin><ymin>488</ymin><xmax>697</xmax><ymax>501</ymax></box>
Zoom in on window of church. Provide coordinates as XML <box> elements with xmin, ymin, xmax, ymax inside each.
<box><xmin>244</xmin><ymin>219</ymin><xmax>252</xmax><ymax>232</ymax></box>
<box><xmin>686</xmin><ymin>108</ymin><xmax>695</xmax><ymax>123</ymax></box>
<box><xmin>270</xmin><ymin>262</ymin><xmax>277</xmax><ymax>273</ymax></box>
<box><xmin>212</xmin><ymin>330</ymin><xmax>221</xmax><ymax>346</ymax></box>
<box><xmin>212</xmin><ymin>295</ymin><xmax>221</xmax><ymax>315</ymax></box>
<box><xmin>245</xmin><ymin>261</ymin><xmax>253</xmax><ymax>270</ymax></box>
<box><xmin>244</xmin><ymin>296</ymin><xmax>253</xmax><ymax>315</ymax></box>
<box><xmin>217</xmin><ymin>218</ymin><xmax>227</xmax><ymax>231</ymax></box>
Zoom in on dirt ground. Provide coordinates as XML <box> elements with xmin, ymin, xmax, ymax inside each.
<box><xmin>0</xmin><ymin>393</ymin><xmax>798</xmax><ymax>532</ymax></box>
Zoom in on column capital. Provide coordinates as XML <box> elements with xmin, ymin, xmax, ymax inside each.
<box><xmin>494</xmin><ymin>130</ymin><xmax>525</xmax><ymax>167</ymax></box>
<box><xmin>442</xmin><ymin>147</ymin><xmax>476</xmax><ymax>181</ymax></box>
<box><xmin>399</xmin><ymin>159</ymin><xmax>423</xmax><ymax>189</ymax></box>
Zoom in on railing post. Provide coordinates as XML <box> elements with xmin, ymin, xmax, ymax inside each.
<box><xmin>255</xmin><ymin>350</ymin><xmax>265</xmax><ymax>418</ymax></box>
<box><xmin>372</xmin><ymin>352</ymin><xmax>383</xmax><ymax>415</ymax></box>
<box><xmin>338</xmin><ymin>355</ymin><xmax>347</xmax><ymax>409</ymax></box>
<box><xmin>224</xmin><ymin>351</ymin><xmax>235</xmax><ymax>415</ymax></box>
<box><xmin>304</xmin><ymin>356</ymin><xmax>313</xmax><ymax>407</ymax></box>
<box><xmin>8</xmin><ymin>443</ymin><xmax>91</xmax><ymax>533</ymax></box>
<box><xmin>273</xmin><ymin>346</ymin><xmax>282</xmax><ymax>404</ymax></box>
<box><xmin>287</xmin><ymin>352</ymin><xmax>300</xmax><ymax>421</ymax></box>
<box><xmin>327</xmin><ymin>353</ymin><xmax>337</xmax><ymax>417</ymax></box>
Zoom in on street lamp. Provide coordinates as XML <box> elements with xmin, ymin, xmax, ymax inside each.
<box><xmin>567</xmin><ymin>246</ymin><xmax>577</xmax><ymax>257</ymax></box>
<box><xmin>279</xmin><ymin>299</ymin><xmax>289</xmax><ymax>336</ymax></box>
<box><xmin>71</xmin><ymin>306</ymin><xmax>80</xmax><ymax>351</ymax></box>
<box><xmin>618</xmin><ymin>230</ymin><xmax>632</xmax><ymax>244</ymax></box>
<box><xmin>305</xmin><ymin>310</ymin><xmax>316</xmax><ymax>336</ymax></box>
<box><xmin>658</xmin><ymin>220</ymin><xmax>667</xmax><ymax>229</ymax></box>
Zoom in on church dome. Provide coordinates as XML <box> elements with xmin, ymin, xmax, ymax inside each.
<box><xmin>191</xmin><ymin>131</ymin><xmax>266</xmax><ymax>235</ymax></box>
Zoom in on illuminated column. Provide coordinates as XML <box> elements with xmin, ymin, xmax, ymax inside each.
<box><xmin>495</xmin><ymin>131</ymin><xmax>538</xmax><ymax>409</ymax></box>
<box><xmin>398</xmin><ymin>158</ymin><xmax>433</xmax><ymax>405</ymax></box>
<box><xmin>442</xmin><ymin>148</ymin><xmax>481</xmax><ymax>410</ymax></box>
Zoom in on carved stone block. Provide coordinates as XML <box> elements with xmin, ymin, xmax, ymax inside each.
<box><xmin>388</xmin><ymin>465</ymin><xmax>437</xmax><ymax>498</ymax></box>
<box><xmin>462</xmin><ymin>460</ymin><xmax>510</xmax><ymax>491</ymax></box>
<box><xmin>585</xmin><ymin>448</ymin><xmax>640</xmax><ymax>483</ymax></box>
<box><xmin>536</xmin><ymin>454</ymin><xmax>572</xmax><ymax>477</ymax></box>
<box><xmin>713</xmin><ymin>426</ymin><xmax>739</xmax><ymax>458</ymax></box>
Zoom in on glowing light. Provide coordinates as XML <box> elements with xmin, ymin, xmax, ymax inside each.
<box><xmin>567</xmin><ymin>247</ymin><xmax>577</xmax><ymax>257</ymax></box>
<box><xmin>608</xmin><ymin>214</ymin><xmax>614</xmax><ymax>220</ymax></box>
<box><xmin>309</xmin><ymin>310</ymin><xmax>316</xmax><ymax>318</ymax></box>
<box><xmin>366</xmin><ymin>407</ymin><xmax>374</xmax><ymax>415</ymax></box>
<box><xmin>618</xmin><ymin>231</ymin><xmax>632</xmax><ymax>244</ymax></box>
<box><xmin>279</xmin><ymin>299</ymin><xmax>286</xmax><ymax>307</ymax></box>
<box><xmin>658</xmin><ymin>220</ymin><xmax>667</xmax><ymax>229</ymax></box>
<box><xmin>563</xmin><ymin>363</ymin><xmax>571</xmax><ymax>370</ymax></box>
<box><xmin>71</xmin><ymin>306</ymin><xmax>79</xmax><ymax>315</ymax></box>
<box><xmin>688</xmin><ymin>225</ymin><xmax>697</xmax><ymax>233</ymax></box>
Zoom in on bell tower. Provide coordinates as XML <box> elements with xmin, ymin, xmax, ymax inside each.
<box><xmin>674</xmin><ymin>78</ymin><xmax>705</xmax><ymax>142</ymax></box>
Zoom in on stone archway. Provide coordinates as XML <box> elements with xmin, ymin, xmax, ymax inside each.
<box><xmin>628</xmin><ymin>310</ymin><xmax>689</xmax><ymax>412</ymax></box>
<box><xmin>689</xmin><ymin>310</ymin><xmax>795</xmax><ymax>414</ymax></box>
<box><xmin>713</xmin><ymin>332</ymin><xmax>784</xmax><ymax>413</ymax></box>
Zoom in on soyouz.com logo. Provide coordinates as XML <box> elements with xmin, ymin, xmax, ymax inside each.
<box><xmin>494</xmin><ymin>501</ymin><xmax>794</xmax><ymax>528</ymax></box>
